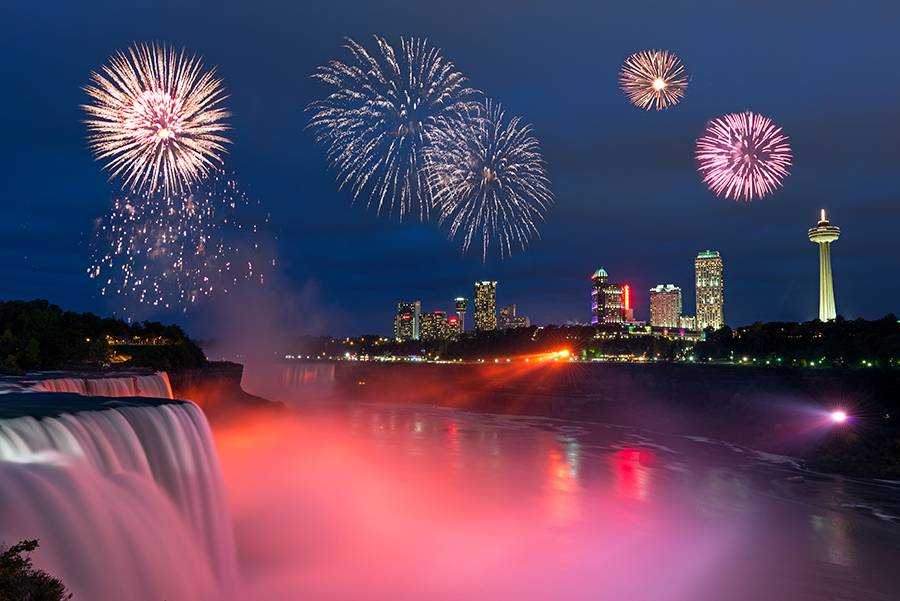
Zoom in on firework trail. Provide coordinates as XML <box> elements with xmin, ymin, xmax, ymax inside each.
<box><xmin>696</xmin><ymin>111</ymin><xmax>792</xmax><ymax>201</ymax></box>
<box><xmin>83</xmin><ymin>43</ymin><xmax>231</xmax><ymax>196</ymax></box>
<box><xmin>619</xmin><ymin>50</ymin><xmax>688</xmax><ymax>111</ymax></box>
<box><xmin>308</xmin><ymin>36</ymin><xmax>480</xmax><ymax>221</ymax></box>
<box><xmin>424</xmin><ymin>101</ymin><xmax>553</xmax><ymax>260</ymax></box>
<box><xmin>89</xmin><ymin>172</ymin><xmax>274</xmax><ymax>312</ymax></box>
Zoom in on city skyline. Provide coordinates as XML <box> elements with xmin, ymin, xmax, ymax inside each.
<box><xmin>381</xmin><ymin>220</ymin><xmax>856</xmax><ymax>339</ymax></box>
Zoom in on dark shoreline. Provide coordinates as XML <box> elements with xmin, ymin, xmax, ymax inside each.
<box><xmin>167</xmin><ymin>361</ymin><xmax>282</xmax><ymax>416</ymax></box>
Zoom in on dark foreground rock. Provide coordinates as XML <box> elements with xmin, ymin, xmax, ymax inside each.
<box><xmin>168</xmin><ymin>361</ymin><xmax>283</xmax><ymax>417</ymax></box>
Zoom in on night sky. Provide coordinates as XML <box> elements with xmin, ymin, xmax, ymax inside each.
<box><xmin>3</xmin><ymin>0</ymin><xmax>899</xmax><ymax>338</ymax></box>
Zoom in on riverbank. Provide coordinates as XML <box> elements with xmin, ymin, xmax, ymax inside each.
<box><xmin>168</xmin><ymin>361</ymin><xmax>283</xmax><ymax>417</ymax></box>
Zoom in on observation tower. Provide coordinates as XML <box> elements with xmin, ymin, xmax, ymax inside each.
<box><xmin>808</xmin><ymin>209</ymin><xmax>840</xmax><ymax>321</ymax></box>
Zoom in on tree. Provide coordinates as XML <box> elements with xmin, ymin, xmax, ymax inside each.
<box><xmin>0</xmin><ymin>539</ymin><xmax>72</xmax><ymax>601</ymax></box>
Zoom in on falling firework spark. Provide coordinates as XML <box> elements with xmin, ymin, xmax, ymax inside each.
<box><xmin>696</xmin><ymin>111</ymin><xmax>792</xmax><ymax>201</ymax></box>
<box><xmin>83</xmin><ymin>43</ymin><xmax>231</xmax><ymax>196</ymax></box>
<box><xmin>89</xmin><ymin>172</ymin><xmax>274</xmax><ymax>312</ymax></box>
<box><xmin>424</xmin><ymin>101</ymin><xmax>553</xmax><ymax>260</ymax></box>
<box><xmin>308</xmin><ymin>36</ymin><xmax>479</xmax><ymax>221</ymax></box>
<box><xmin>619</xmin><ymin>50</ymin><xmax>688</xmax><ymax>111</ymax></box>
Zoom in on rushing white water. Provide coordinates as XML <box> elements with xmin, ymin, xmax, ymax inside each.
<box><xmin>0</xmin><ymin>384</ymin><xmax>237</xmax><ymax>601</ymax></box>
<box><xmin>28</xmin><ymin>371</ymin><xmax>175</xmax><ymax>399</ymax></box>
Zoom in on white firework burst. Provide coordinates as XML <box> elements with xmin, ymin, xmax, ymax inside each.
<box><xmin>89</xmin><ymin>172</ymin><xmax>274</xmax><ymax>312</ymax></box>
<box><xmin>308</xmin><ymin>36</ymin><xmax>480</xmax><ymax>221</ymax></box>
<box><xmin>424</xmin><ymin>101</ymin><xmax>553</xmax><ymax>260</ymax></box>
<box><xmin>83</xmin><ymin>42</ymin><xmax>231</xmax><ymax>196</ymax></box>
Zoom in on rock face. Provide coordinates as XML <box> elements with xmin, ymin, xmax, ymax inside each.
<box><xmin>0</xmin><ymin>393</ymin><xmax>238</xmax><ymax>601</ymax></box>
<box><xmin>168</xmin><ymin>360</ymin><xmax>281</xmax><ymax>415</ymax></box>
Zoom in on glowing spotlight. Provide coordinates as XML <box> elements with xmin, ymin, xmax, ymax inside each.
<box><xmin>830</xmin><ymin>410</ymin><xmax>848</xmax><ymax>423</ymax></box>
<box><xmin>558</xmin><ymin>349</ymin><xmax>571</xmax><ymax>358</ymax></box>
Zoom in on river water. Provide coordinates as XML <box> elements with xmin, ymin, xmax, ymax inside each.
<box><xmin>222</xmin><ymin>366</ymin><xmax>900</xmax><ymax>601</ymax></box>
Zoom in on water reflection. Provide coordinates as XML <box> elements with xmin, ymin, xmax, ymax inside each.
<box><xmin>217</xmin><ymin>389</ymin><xmax>900</xmax><ymax>601</ymax></box>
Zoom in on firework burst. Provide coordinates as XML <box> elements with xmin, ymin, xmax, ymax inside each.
<box><xmin>619</xmin><ymin>50</ymin><xmax>688</xmax><ymax>111</ymax></box>
<box><xmin>696</xmin><ymin>111</ymin><xmax>792</xmax><ymax>201</ymax></box>
<box><xmin>424</xmin><ymin>101</ymin><xmax>553</xmax><ymax>260</ymax></box>
<box><xmin>83</xmin><ymin>43</ymin><xmax>231</xmax><ymax>196</ymax></box>
<box><xmin>308</xmin><ymin>36</ymin><xmax>480</xmax><ymax>221</ymax></box>
<box><xmin>89</xmin><ymin>172</ymin><xmax>274</xmax><ymax>312</ymax></box>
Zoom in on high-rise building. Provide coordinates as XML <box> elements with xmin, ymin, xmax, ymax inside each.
<box><xmin>695</xmin><ymin>251</ymin><xmax>724</xmax><ymax>330</ymax></box>
<box><xmin>446</xmin><ymin>314</ymin><xmax>462</xmax><ymax>339</ymax></box>
<box><xmin>649</xmin><ymin>284</ymin><xmax>682</xmax><ymax>328</ymax></box>
<box><xmin>474</xmin><ymin>281</ymin><xmax>497</xmax><ymax>331</ymax></box>
<box><xmin>591</xmin><ymin>268</ymin><xmax>625</xmax><ymax>324</ymax></box>
<box><xmin>679</xmin><ymin>315</ymin><xmax>696</xmax><ymax>331</ymax></box>
<box><xmin>499</xmin><ymin>304</ymin><xmax>530</xmax><ymax>329</ymax></box>
<box><xmin>623</xmin><ymin>284</ymin><xmax>634</xmax><ymax>322</ymax></box>
<box><xmin>394</xmin><ymin>301</ymin><xmax>421</xmax><ymax>341</ymax></box>
<box><xmin>808</xmin><ymin>209</ymin><xmax>840</xmax><ymax>321</ymax></box>
<box><xmin>591</xmin><ymin>269</ymin><xmax>606</xmax><ymax>324</ymax></box>
<box><xmin>454</xmin><ymin>297</ymin><xmax>468</xmax><ymax>332</ymax></box>
<box><xmin>420</xmin><ymin>310</ymin><xmax>448</xmax><ymax>341</ymax></box>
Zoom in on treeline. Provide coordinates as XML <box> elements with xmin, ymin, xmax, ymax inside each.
<box><xmin>288</xmin><ymin>324</ymin><xmax>692</xmax><ymax>362</ymax></box>
<box><xmin>435</xmin><ymin>325</ymin><xmax>690</xmax><ymax>361</ymax></box>
<box><xmin>287</xmin><ymin>316</ymin><xmax>900</xmax><ymax>369</ymax></box>
<box><xmin>0</xmin><ymin>299</ymin><xmax>207</xmax><ymax>374</ymax></box>
<box><xmin>693</xmin><ymin>315</ymin><xmax>900</xmax><ymax>368</ymax></box>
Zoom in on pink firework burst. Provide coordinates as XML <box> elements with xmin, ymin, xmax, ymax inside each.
<box><xmin>696</xmin><ymin>112</ymin><xmax>792</xmax><ymax>201</ymax></box>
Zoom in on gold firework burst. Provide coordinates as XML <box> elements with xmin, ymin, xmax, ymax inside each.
<box><xmin>83</xmin><ymin>43</ymin><xmax>231</xmax><ymax>195</ymax></box>
<box><xmin>619</xmin><ymin>49</ymin><xmax>688</xmax><ymax>111</ymax></box>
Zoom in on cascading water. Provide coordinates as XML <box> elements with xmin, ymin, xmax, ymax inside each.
<box><xmin>0</xmin><ymin>373</ymin><xmax>238</xmax><ymax>601</ymax></box>
<box><xmin>28</xmin><ymin>371</ymin><xmax>175</xmax><ymax>399</ymax></box>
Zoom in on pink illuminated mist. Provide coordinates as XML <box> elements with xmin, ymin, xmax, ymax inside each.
<box><xmin>695</xmin><ymin>111</ymin><xmax>792</xmax><ymax>201</ymax></box>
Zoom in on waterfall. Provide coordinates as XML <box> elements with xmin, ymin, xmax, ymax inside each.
<box><xmin>29</xmin><ymin>371</ymin><xmax>174</xmax><ymax>399</ymax></box>
<box><xmin>0</xmin><ymin>396</ymin><xmax>238</xmax><ymax>601</ymax></box>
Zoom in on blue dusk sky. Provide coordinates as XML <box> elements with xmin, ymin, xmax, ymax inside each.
<box><xmin>2</xmin><ymin>0</ymin><xmax>899</xmax><ymax>337</ymax></box>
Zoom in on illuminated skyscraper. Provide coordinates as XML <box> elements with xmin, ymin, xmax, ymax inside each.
<box><xmin>454</xmin><ymin>297</ymin><xmax>468</xmax><ymax>332</ymax></box>
<box><xmin>649</xmin><ymin>284</ymin><xmax>682</xmax><ymax>328</ymax></box>
<box><xmin>808</xmin><ymin>209</ymin><xmax>840</xmax><ymax>321</ymax></box>
<box><xmin>695</xmin><ymin>251</ymin><xmax>724</xmax><ymax>330</ymax></box>
<box><xmin>591</xmin><ymin>268</ymin><xmax>625</xmax><ymax>324</ymax></box>
<box><xmin>420</xmin><ymin>310</ymin><xmax>448</xmax><ymax>341</ymax></box>
<box><xmin>394</xmin><ymin>301</ymin><xmax>421</xmax><ymax>341</ymax></box>
<box><xmin>474</xmin><ymin>281</ymin><xmax>497</xmax><ymax>331</ymax></box>
<box><xmin>446</xmin><ymin>314</ymin><xmax>462</xmax><ymax>339</ymax></box>
<box><xmin>622</xmin><ymin>284</ymin><xmax>634</xmax><ymax>322</ymax></box>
